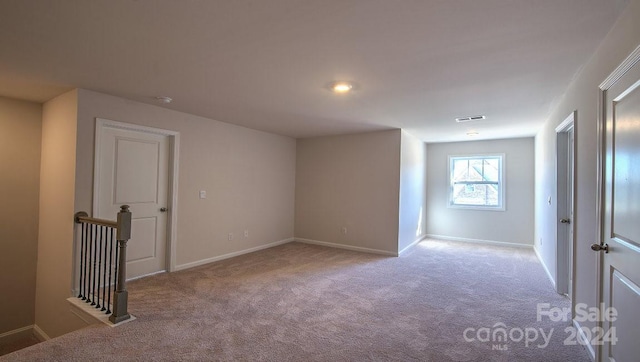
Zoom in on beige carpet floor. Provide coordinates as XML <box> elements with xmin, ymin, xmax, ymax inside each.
<box><xmin>2</xmin><ymin>240</ymin><xmax>590</xmax><ymax>361</ymax></box>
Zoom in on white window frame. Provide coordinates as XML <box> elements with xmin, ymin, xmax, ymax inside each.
<box><xmin>448</xmin><ymin>154</ymin><xmax>505</xmax><ymax>211</ymax></box>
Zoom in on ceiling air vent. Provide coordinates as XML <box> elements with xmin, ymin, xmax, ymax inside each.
<box><xmin>455</xmin><ymin>115</ymin><xmax>486</xmax><ymax>123</ymax></box>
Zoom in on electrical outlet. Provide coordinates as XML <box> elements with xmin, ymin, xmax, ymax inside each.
<box><xmin>341</xmin><ymin>227</ymin><xmax>347</xmax><ymax>234</ymax></box>
<box><xmin>199</xmin><ymin>190</ymin><xmax>207</xmax><ymax>199</ymax></box>
<box><xmin>228</xmin><ymin>233</ymin><xmax>234</xmax><ymax>241</ymax></box>
<box><xmin>244</xmin><ymin>230</ymin><xmax>249</xmax><ymax>238</ymax></box>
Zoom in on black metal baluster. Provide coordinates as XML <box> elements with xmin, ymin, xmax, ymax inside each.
<box><xmin>84</xmin><ymin>222</ymin><xmax>89</xmax><ymax>299</ymax></box>
<box><xmin>87</xmin><ymin>224</ymin><xmax>94</xmax><ymax>304</ymax></box>
<box><xmin>87</xmin><ymin>224</ymin><xmax>96</xmax><ymax>304</ymax></box>
<box><xmin>101</xmin><ymin>226</ymin><xmax>108</xmax><ymax>311</ymax></box>
<box><xmin>106</xmin><ymin>228</ymin><xmax>113</xmax><ymax>314</ymax></box>
<box><xmin>88</xmin><ymin>225</ymin><xmax>92</xmax><ymax>300</ymax></box>
<box><xmin>78</xmin><ymin>223</ymin><xmax>86</xmax><ymax>299</ymax></box>
<box><xmin>96</xmin><ymin>226</ymin><xmax>103</xmax><ymax>309</ymax></box>
<box><xmin>95</xmin><ymin>226</ymin><xmax>103</xmax><ymax>308</ymax></box>
<box><xmin>91</xmin><ymin>225</ymin><xmax>97</xmax><ymax>306</ymax></box>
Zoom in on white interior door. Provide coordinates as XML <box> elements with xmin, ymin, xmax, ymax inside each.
<box><xmin>95</xmin><ymin>122</ymin><xmax>170</xmax><ymax>279</ymax></box>
<box><xmin>556</xmin><ymin>114</ymin><xmax>575</xmax><ymax>298</ymax></box>
<box><xmin>598</xmin><ymin>51</ymin><xmax>640</xmax><ymax>361</ymax></box>
<box><xmin>567</xmin><ymin>127</ymin><xmax>574</xmax><ymax>298</ymax></box>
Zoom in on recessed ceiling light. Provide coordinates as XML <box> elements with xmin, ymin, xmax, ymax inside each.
<box><xmin>466</xmin><ymin>131</ymin><xmax>479</xmax><ymax>136</ymax></box>
<box><xmin>328</xmin><ymin>81</ymin><xmax>354</xmax><ymax>94</ymax></box>
<box><xmin>455</xmin><ymin>115</ymin><xmax>486</xmax><ymax>123</ymax></box>
<box><xmin>155</xmin><ymin>96</ymin><xmax>173</xmax><ymax>104</ymax></box>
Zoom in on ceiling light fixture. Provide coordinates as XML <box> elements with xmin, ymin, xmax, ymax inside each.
<box><xmin>466</xmin><ymin>131</ymin><xmax>479</xmax><ymax>136</ymax></box>
<box><xmin>328</xmin><ymin>81</ymin><xmax>354</xmax><ymax>94</ymax></box>
<box><xmin>455</xmin><ymin>115</ymin><xmax>486</xmax><ymax>123</ymax></box>
<box><xmin>155</xmin><ymin>96</ymin><xmax>173</xmax><ymax>104</ymax></box>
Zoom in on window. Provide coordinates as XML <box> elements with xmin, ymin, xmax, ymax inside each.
<box><xmin>448</xmin><ymin>154</ymin><xmax>504</xmax><ymax>210</ymax></box>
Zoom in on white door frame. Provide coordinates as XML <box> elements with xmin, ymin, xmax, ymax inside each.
<box><xmin>555</xmin><ymin>112</ymin><xmax>576</xmax><ymax>297</ymax></box>
<box><xmin>94</xmin><ymin>118</ymin><xmax>180</xmax><ymax>273</ymax></box>
<box><xmin>594</xmin><ymin>44</ymin><xmax>640</xmax><ymax>362</ymax></box>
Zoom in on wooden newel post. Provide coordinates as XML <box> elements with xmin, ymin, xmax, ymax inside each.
<box><xmin>110</xmin><ymin>205</ymin><xmax>132</xmax><ymax>323</ymax></box>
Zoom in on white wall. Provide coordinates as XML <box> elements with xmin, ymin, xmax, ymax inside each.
<box><xmin>534</xmin><ymin>130</ymin><xmax>558</xmax><ymax>284</ymax></box>
<box><xmin>534</xmin><ymin>0</ymin><xmax>640</xmax><ymax>350</ymax></box>
<box><xmin>75</xmin><ymin>89</ymin><xmax>297</xmax><ymax>267</ymax></box>
<box><xmin>426</xmin><ymin>137</ymin><xmax>535</xmax><ymax>246</ymax></box>
<box><xmin>295</xmin><ymin>130</ymin><xmax>401</xmax><ymax>254</ymax></box>
<box><xmin>398</xmin><ymin>131</ymin><xmax>427</xmax><ymax>253</ymax></box>
<box><xmin>35</xmin><ymin>90</ymin><xmax>91</xmax><ymax>338</ymax></box>
<box><xmin>0</xmin><ymin>97</ymin><xmax>41</xmax><ymax>336</ymax></box>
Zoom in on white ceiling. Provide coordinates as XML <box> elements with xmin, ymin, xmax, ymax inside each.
<box><xmin>0</xmin><ymin>0</ymin><xmax>627</xmax><ymax>142</ymax></box>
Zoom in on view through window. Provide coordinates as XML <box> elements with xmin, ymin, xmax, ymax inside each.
<box><xmin>449</xmin><ymin>155</ymin><xmax>504</xmax><ymax>210</ymax></box>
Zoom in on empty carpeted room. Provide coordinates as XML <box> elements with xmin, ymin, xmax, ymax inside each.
<box><xmin>1</xmin><ymin>1</ymin><xmax>640</xmax><ymax>361</ymax></box>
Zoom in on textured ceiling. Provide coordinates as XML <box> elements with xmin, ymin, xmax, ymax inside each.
<box><xmin>0</xmin><ymin>0</ymin><xmax>627</xmax><ymax>141</ymax></box>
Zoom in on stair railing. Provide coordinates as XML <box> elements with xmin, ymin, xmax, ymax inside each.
<box><xmin>74</xmin><ymin>205</ymin><xmax>132</xmax><ymax>323</ymax></box>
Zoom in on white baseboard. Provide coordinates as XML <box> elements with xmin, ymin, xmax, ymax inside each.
<box><xmin>425</xmin><ymin>234</ymin><xmax>533</xmax><ymax>249</ymax></box>
<box><xmin>534</xmin><ymin>246</ymin><xmax>556</xmax><ymax>289</ymax></box>
<box><xmin>67</xmin><ymin>298</ymin><xmax>136</xmax><ymax>328</ymax></box>
<box><xmin>32</xmin><ymin>324</ymin><xmax>50</xmax><ymax>342</ymax></box>
<box><xmin>399</xmin><ymin>235</ymin><xmax>428</xmax><ymax>255</ymax></box>
<box><xmin>174</xmin><ymin>237</ymin><xmax>295</xmax><ymax>271</ymax></box>
<box><xmin>0</xmin><ymin>325</ymin><xmax>34</xmax><ymax>343</ymax></box>
<box><xmin>127</xmin><ymin>269</ymin><xmax>167</xmax><ymax>282</ymax></box>
<box><xmin>295</xmin><ymin>238</ymin><xmax>397</xmax><ymax>256</ymax></box>
<box><xmin>573</xmin><ymin>319</ymin><xmax>596</xmax><ymax>361</ymax></box>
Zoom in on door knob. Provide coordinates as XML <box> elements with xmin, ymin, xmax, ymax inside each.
<box><xmin>591</xmin><ymin>243</ymin><xmax>609</xmax><ymax>253</ymax></box>
<box><xmin>560</xmin><ymin>218</ymin><xmax>570</xmax><ymax>224</ymax></box>
<box><xmin>160</xmin><ymin>207</ymin><xmax>168</xmax><ymax>212</ymax></box>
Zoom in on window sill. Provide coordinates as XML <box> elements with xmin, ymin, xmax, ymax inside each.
<box><xmin>447</xmin><ymin>204</ymin><xmax>505</xmax><ymax>212</ymax></box>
